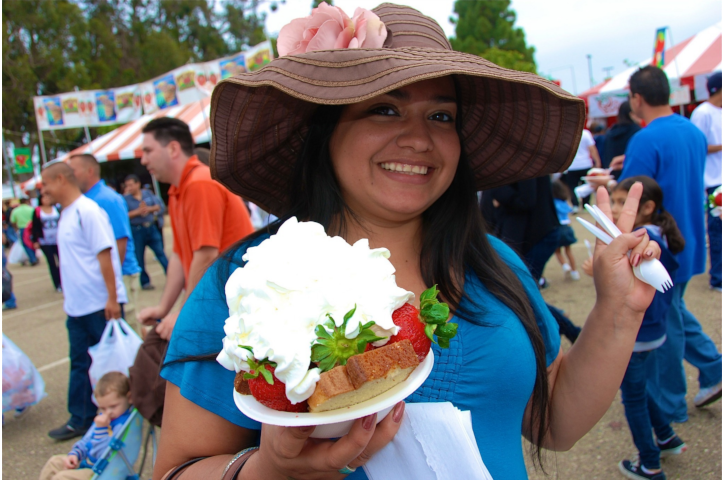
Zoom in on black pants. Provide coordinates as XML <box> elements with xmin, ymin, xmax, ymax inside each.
<box><xmin>564</xmin><ymin>168</ymin><xmax>590</xmax><ymax>208</ymax></box>
<box><xmin>40</xmin><ymin>244</ymin><xmax>61</xmax><ymax>290</ymax></box>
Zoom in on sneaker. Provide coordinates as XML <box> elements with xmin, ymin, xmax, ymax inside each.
<box><xmin>569</xmin><ymin>270</ymin><xmax>581</xmax><ymax>281</ymax></box>
<box><xmin>56</xmin><ymin>287</ymin><xmax>62</xmax><ymax>293</ymax></box>
<box><xmin>694</xmin><ymin>382</ymin><xmax>722</xmax><ymax>407</ymax></box>
<box><xmin>2</xmin><ymin>304</ymin><xmax>16</xmax><ymax>311</ymax></box>
<box><xmin>618</xmin><ymin>458</ymin><xmax>666</xmax><ymax>479</ymax></box>
<box><xmin>13</xmin><ymin>406</ymin><xmax>30</xmax><ymax>419</ymax></box>
<box><xmin>48</xmin><ymin>423</ymin><xmax>88</xmax><ymax>441</ymax></box>
<box><xmin>538</xmin><ymin>277</ymin><xmax>550</xmax><ymax>290</ymax></box>
<box><xmin>141</xmin><ymin>284</ymin><xmax>156</xmax><ymax>291</ymax></box>
<box><xmin>657</xmin><ymin>434</ymin><xmax>687</xmax><ymax>457</ymax></box>
<box><xmin>562</xmin><ymin>263</ymin><xmax>572</xmax><ymax>273</ymax></box>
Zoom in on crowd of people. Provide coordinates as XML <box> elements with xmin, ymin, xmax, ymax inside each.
<box><xmin>1</xmin><ymin>4</ymin><xmax>721</xmax><ymax>480</ymax></box>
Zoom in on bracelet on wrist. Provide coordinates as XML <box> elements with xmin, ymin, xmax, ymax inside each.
<box><xmin>221</xmin><ymin>446</ymin><xmax>259</xmax><ymax>480</ymax></box>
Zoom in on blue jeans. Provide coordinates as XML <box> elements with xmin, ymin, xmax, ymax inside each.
<box><xmin>66</xmin><ymin>306</ymin><xmax>123</xmax><ymax>428</ymax></box>
<box><xmin>706</xmin><ymin>186</ymin><xmax>722</xmax><ymax>288</ymax></box>
<box><xmin>4</xmin><ymin>226</ymin><xmax>17</xmax><ymax>244</ymax></box>
<box><xmin>523</xmin><ymin>228</ymin><xmax>560</xmax><ymax>282</ymax></box>
<box><xmin>622</xmin><ymin>350</ymin><xmax>675</xmax><ymax>470</ymax></box>
<box><xmin>18</xmin><ymin>228</ymin><xmax>37</xmax><ymax>264</ymax></box>
<box><xmin>647</xmin><ymin>282</ymin><xmax>722</xmax><ymax>422</ymax></box>
<box><xmin>132</xmin><ymin>224</ymin><xmax>168</xmax><ymax>287</ymax></box>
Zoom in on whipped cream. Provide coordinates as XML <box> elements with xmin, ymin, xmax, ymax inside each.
<box><xmin>217</xmin><ymin>217</ymin><xmax>414</xmax><ymax>404</ymax></box>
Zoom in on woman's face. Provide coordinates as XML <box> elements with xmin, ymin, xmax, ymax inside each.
<box><xmin>329</xmin><ymin>77</ymin><xmax>461</xmax><ymax>224</ymax></box>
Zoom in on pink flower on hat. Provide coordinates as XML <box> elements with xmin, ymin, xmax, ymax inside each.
<box><xmin>277</xmin><ymin>2</ymin><xmax>387</xmax><ymax>56</ymax></box>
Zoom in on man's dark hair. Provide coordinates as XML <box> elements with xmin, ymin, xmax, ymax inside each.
<box><xmin>125</xmin><ymin>174</ymin><xmax>141</xmax><ymax>184</ymax></box>
<box><xmin>70</xmin><ymin>153</ymin><xmax>101</xmax><ymax>177</ymax></box>
<box><xmin>142</xmin><ymin>117</ymin><xmax>194</xmax><ymax>156</ymax></box>
<box><xmin>19</xmin><ymin>198</ymin><xmax>29</xmax><ymax>204</ymax></box>
<box><xmin>629</xmin><ymin>66</ymin><xmax>670</xmax><ymax>107</ymax></box>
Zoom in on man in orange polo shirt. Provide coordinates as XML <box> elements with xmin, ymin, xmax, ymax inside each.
<box><xmin>137</xmin><ymin>118</ymin><xmax>253</xmax><ymax>339</ymax></box>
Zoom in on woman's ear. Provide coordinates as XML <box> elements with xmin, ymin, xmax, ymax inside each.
<box><xmin>641</xmin><ymin>199</ymin><xmax>656</xmax><ymax>218</ymax></box>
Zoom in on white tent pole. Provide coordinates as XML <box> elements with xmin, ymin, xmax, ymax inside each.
<box><xmin>198</xmin><ymin>98</ymin><xmax>211</xmax><ymax>145</ymax></box>
<box><xmin>36</xmin><ymin>125</ymin><xmax>48</xmax><ymax>165</ymax></box>
<box><xmin>2</xmin><ymin>133</ymin><xmax>16</xmax><ymax>195</ymax></box>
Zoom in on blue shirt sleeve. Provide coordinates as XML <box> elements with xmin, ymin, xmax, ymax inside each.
<box><xmin>96</xmin><ymin>194</ymin><xmax>132</xmax><ymax>241</ymax></box>
<box><xmin>620</xmin><ymin>131</ymin><xmax>658</xmax><ymax>180</ymax></box>
<box><xmin>162</xmin><ymin>237</ymin><xmax>268</xmax><ymax>430</ymax></box>
<box><xmin>487</xmin><ymin>236</ymin><xmax>561</xmax><ymax>366</ymax></box>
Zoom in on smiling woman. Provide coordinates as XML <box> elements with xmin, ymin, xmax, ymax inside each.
<box><xmin>154</xmin><ymin>3</ymin><xmax>664</xmax><ymax>480</ymax></box>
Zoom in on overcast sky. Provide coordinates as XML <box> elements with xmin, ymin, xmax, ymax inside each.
<box><xmin>260</xmin><ymin>0</ymin><xmax>721</xmax><ymax>95</ymax></box>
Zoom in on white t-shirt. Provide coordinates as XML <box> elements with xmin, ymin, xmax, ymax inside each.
<box><xmin>690</xmin><ymin>101</ymin><xmax>722</xmax><ymax>188</ymax></box>
<box><xmin>58</xmin><ymin>195</ymin><xmax>127</xmax><ymax>317</ymax></box>
<box><xmin>38</xmin><ymin>207</ymin><xmax>60</xmax><ymax>245</ymax></box>
<box><xmin>568</xmin><ymin>129</ymin><xmax>596</xmax><ymax>171</ymax></box>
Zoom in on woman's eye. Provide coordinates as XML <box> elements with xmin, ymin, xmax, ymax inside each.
<box><xmin>430</xmin><ymin>112</ymin><xmax>454</xmax><ymax>122</ymax></box>
<box><xmin>371</xmin><ymin>106</ymin><xmax>397</xmax><ymax>116</ymax></box>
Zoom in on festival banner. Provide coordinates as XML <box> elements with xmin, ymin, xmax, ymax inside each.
<box><xmin>652</xmin><ymin>27</ymin><xmax>667</xmax><ymax>68</ymax></box>
<box><xmin>587</xmin><ymin>91</ymin><xmax>629</xmax><ymax>118</ymax></box>
<box><xmin>13</xmin><ymin>147</ymin><xmax>33</xmax><ymax>174</ymax></box>
<box><xmin>34</xmin><ymin>41</ymin><xmax>274</xmax><ymax>128</ymax></box>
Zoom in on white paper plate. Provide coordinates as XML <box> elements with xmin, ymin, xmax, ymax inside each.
<box><xmin>233</xmin><ymin>349</ymin><xmax>434</xmax><ymax>438</ymax></box>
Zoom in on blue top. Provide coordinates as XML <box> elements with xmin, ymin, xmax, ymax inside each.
<box><xmin>124</xmin><ymin>189</ymin><xmax>165</xmax><ymax>226</ymax></box>
<box><xmin>85</xmin><ymin>181</ymin><xmax>141</xmax><ymax>276</ymax></box>
<box><xmin>162</xmin><ymin>234</ymin><xmax>560</xmax><ymax>480</ymax></box>
<box><xmin>637</xmin><ymin>226</ymin><xmax>679</xmax><ymax>345</ymax></box>
<box><xmin>620</xmin><ymin>115</ymin><xmax>707</xmax><ymax>283</ymax></box>
<box><xmin>554</xmin><ymin>198</ymin><xmax>573</xmax><ymax>225</ymax></box>
<box><xmin>69</xmin><ymin>407</ymin><xmax>133</xmax><ymax>469</ymax></box>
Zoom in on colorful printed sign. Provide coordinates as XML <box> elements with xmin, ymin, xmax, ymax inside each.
<box><xmin>653</xmin><ymin>27</ymin><xmax>667</xmax><ymax>68</ymax></box>
<box><xmin>14</xmin><ymin>147</ymin><xmax>33</xmax><ymax>174</ymax></box>
<box><xmin>34</xmin><ymin>41</ymin><xmax>273</xmax><ymax>130</ymax></box>
<box><xmin>588</xmin><ymin>91</ymin><xmax>629</xmax><ymax>118</ymax></box>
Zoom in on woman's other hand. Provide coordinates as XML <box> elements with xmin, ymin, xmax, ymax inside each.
<box><xmin>581</xmin><ymin>257</ymin><xmax>594</xmax><ymax>277</ymax></box>
<box><xmin>591</xmin><ymin>184</ymin><xmax>660</xmax><ymax>315</ymax></box>
<box><xmin>247</xmin><ymin>402</ymin><xmax>405</xmax><ymax>479</ymax></box>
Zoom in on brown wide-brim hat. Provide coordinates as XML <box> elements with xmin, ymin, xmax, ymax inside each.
<box><xmin>210</xmin><ymin>3</ymin><xmax>585</xmax><ymax>216</ymax></box>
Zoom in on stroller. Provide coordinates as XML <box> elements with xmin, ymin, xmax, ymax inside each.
<box><xmin>90</xmin><ymin>408</ymin><xmax>157</xmax><ymax>480</ymax></box>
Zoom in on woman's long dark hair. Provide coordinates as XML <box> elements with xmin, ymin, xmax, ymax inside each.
<box><xmin>614</xmin><ymin>176</ymin><xmax>685</xmax><ymax>254</ymax></box>
<box><xmin>616</xmin><ymin>100</ymin><xmax>636</xmax><ymax>125</ymax></box>
<box><xmin>214</xmin><ymin>102</ymin><xmax>551</xmax><ymax>467</ymax></box>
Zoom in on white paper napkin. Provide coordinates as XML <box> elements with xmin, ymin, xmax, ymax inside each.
<box><xmin>574</xmin><ymin>183</ymin><xmax>594</xmax><ymax>200</ymax></box>
<box><xmin>363</xmin><ymin>402</ymin><xmax>492</xmax><ymax>480</ymax></box>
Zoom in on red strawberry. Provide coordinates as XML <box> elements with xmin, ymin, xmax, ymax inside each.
<box><xmin>245</xmin><ymin>362</ymin><xmax>307</xmax><ymax>413</ymax></box>
<box><xmin>715</xmin><ymin>191</ymin><xmax>722</xmax><ymax>207</ymax></box>
<box><xmin>383</xmin><ymin>285</ymin><xmax>457</xmax><ymax>362</ymax></box>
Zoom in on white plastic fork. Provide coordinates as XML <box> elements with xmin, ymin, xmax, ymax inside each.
<box><xmin>576</xmin><ymin>212</ymin><xmax>673</xmax><ymax>293</ymax></box>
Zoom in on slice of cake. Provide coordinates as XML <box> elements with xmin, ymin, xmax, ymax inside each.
<box><xmin>308</xmin><ymin>339</ymin><xmax>419</xmax><ymax>413</ymax></box>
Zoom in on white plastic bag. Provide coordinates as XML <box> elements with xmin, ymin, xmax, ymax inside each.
<box><xmin>88</xmin><ymin>319</ymin><xmax>143</xmax><ymax>389</ymax></box>
<box><xmin>2</xmin><ymin>334</ymin><xmax>46</xmax><ymax>412</ymax></box>
<box><xmin>7</xmin><ymin>241</ymin><xmax>28</xmax><ymax>265</ymax></box>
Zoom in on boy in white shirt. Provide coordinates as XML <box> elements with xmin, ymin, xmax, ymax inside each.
<box><xmin>690</xmin><ymin>71</ymin><xmax>722</xmax><ymax>291</ymax></box>
<box><xmin>40</xmin><ymin>161</ymin><xmax>127</xmax><ymax>441</ymax></box>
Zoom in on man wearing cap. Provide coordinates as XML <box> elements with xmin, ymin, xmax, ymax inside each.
<box><xmin>690</xmin><ymin>71</ymin><xmax>722</xmax><ymax>292</ymax></box>
<box><xmin>137</xmin><ymin>118</ymin><xmax>253</xmax><ymax>340</ymax></box>
<box><xmin>69</xmin><ymin>154</ymin><xmax>143</xmax><ymax>332</ymax></box>
<box><xmin>618</xmin><ymin>66</ymin><xmax>722</xmax><ymax>422</ymax></box>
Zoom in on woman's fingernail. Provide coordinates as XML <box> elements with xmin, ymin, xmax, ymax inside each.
<box><xmin>363</xmin><ymin>413</ymin><xmax>376</xmax><ymax>430</ymax></box>
<box><xmin>645</xmin><ymin>250</ymin><xmax>654</xmax><ymax>257</ymax></box>
<box><xmin>393</xmin><ymin>402</ymin><xmax>405</xmax><ymax>423</ymax></box>
<box><xmin>634</xmin><ymin>229</ymin><xmax>647</xmax><ymax>237</ymax></box>
<box><xmin>632</xmin><ymin>254</ymin><xmax>641</xmax><ymax>266</ymax></box>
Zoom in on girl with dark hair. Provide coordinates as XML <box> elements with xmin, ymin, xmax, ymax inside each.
<box><xmin>152</xmin><ymin>4</ymin><xmax>664</xmax><ymax>480</ymax></box>
<box><xmin>551</xmin><ymin>179</ymin><xmax>580</xmax><ymax>280</ymax></box>
<box><xmin>582</xmin><ymin>176</ymin><xmax>686</xmax><ymax>480</ymax></box>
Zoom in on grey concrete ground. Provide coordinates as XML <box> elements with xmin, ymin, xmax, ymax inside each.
<box><xmin>2</xmin><ymin>216</ymin><xmax>721</xmax><ymax>480</ymax></box>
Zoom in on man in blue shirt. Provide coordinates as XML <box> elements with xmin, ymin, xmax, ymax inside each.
<box><xmin>617</xmin><ymin>66</ymin><xmax>722</xmax><ymax>422</ymax></box>
<box><xmin>123</xmin><ymin>174</ymin><xmax>168</xmax><ymax>290</ymax></box>
<box><xmin>69</xmin><ymin>154</ymin><xmax>143</xmax><ymax>333</ymax></box>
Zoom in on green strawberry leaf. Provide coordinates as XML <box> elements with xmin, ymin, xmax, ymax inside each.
<box><xmin>438</xmin><ymin>337</ymin><xmax>450</xmax><ymax>349</ymax></box>
<box><xmin>259</xmin><ymin>365</ymin><xmax>274</xmax><ymax>385</ymax></box>
<box><xmin>315</xmin><ymin>324</ymin><xmax>332</xmax><ymax>339</ymax></box>
<box><xmin>311</xmin><ymin>344</ymin><xmax>331</xmax><ymax>362</ymax></box>
<box><xmin>424</xmin><ymin>323</ymin><xmax>437</xmax><ymax>343</ymax></box>
<box><xmin>420</xmin><ymin>285</ymin><xmax>438</xmax><ymax>302</ymax></box>
<box><xmin>435</xmin><ymin>322</ymin><xmax>458</xmax><ymax>339</ymax></box>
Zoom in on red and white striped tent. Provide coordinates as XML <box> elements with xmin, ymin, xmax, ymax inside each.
<box><xmin>579</xmin><ymin>21</ymin><xmax>722</xmax><ymax>99</ymax></box>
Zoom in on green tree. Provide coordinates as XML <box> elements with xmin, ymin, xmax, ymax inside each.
<box><xmin>450</xmin><ymin>0</ymin><xmax>537</xmax><ymax>73</ymax></box>
<box><xmin>2</xmin><ymin>0</ymin><xmax>271</xmax><ymax>159</ymax></box>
